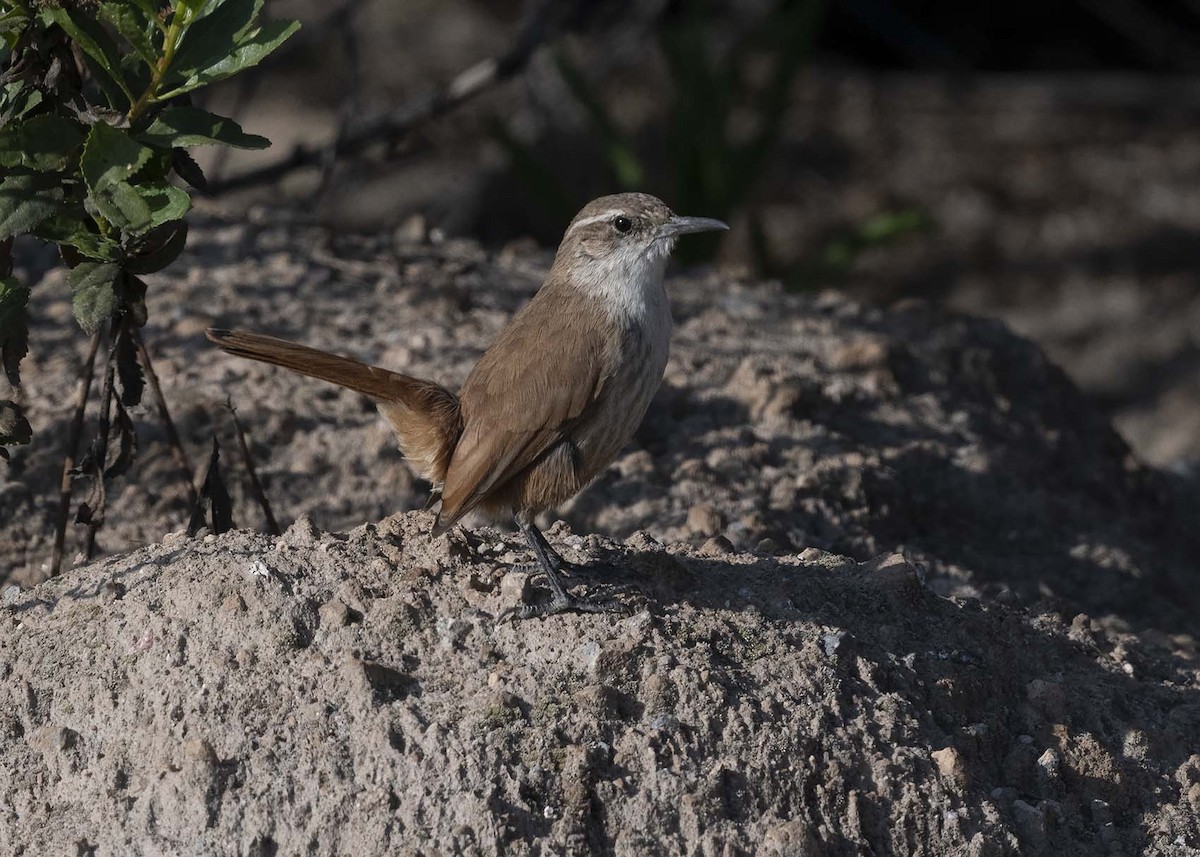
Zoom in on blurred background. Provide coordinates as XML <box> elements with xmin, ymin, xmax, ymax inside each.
<box><xmin>193</xmin><ymin>0</ymin><xmax>1200</xmax><ymax>470</ymax></box>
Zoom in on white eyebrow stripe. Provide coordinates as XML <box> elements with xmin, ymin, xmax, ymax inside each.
<box><xmin>566</xmin><ymin>210</ymin><xmax>625</xmax><ymax>235</ymax></box>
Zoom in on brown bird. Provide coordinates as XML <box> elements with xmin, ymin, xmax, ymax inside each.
<box><xmin>207</xmin><ymin>193</ymin><xmax>727</xmax><ymax>620</ymax></box>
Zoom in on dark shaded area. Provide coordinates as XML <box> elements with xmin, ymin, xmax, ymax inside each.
<box><xmin>820</xmin><ymin>0</ymin><xmax>1200</xmax><ymax>72</ymax></box>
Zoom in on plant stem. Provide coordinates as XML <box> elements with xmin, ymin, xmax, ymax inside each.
<box><xmin>127</xmin><ymin>7</ymin><xmax>186</xmax><ymax>122</ymax></box>
<box><xmin>50</xmin><ymin>329</ymin><xmax>102</xmax><ymax>577</ymax></box>
<box><xmin>227</xmin><ymin>398</ymin><xmax>280</xmax><ymax>536</ymax></box>
<box><xmin>134</xmin><ymin>329</ymin><xmax>197</xmax><ymax>510</ymax></box>
<box><xmin>83</xmin><ymin>328</ymin><xmax>120</xmax><ymax>560</ymax></box>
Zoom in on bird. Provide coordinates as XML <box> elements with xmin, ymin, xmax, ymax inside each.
<box><xmin>207</xmin><ymin>192</ymin><xmax>728</xmax><ymax>620</ymax></box>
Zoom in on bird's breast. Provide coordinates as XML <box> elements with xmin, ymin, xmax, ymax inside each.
<box><xmin>571</xmin><ymin>282</ymin><xmax>672</xmax><ymax>481</ymax></box>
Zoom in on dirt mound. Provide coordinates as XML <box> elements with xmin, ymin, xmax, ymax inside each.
<box><xmin>3</xmin><ymin>514</ymin><xmax>1197</xmax><ymax>854</ymax></box>
<box><xmin>2</xmin><ymin>218</ymin><xmax>1198</xmax><ymax>852</ymax></box>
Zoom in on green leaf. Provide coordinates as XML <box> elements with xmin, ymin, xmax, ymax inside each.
<box><xmin>1</xmin><ymin>82</ymin><xmax>43</xmax><ymax>123</ymax></box>
<box><xmin>170</xmin><ymin>0</ymin><xmax>261</xmax><ymax>75</ymax></box>
<box><xmin>81</xmin><ymin>122</ymin><xmax>157</xmax><ymax>231</ymax></box>
<box><xmin>33</xmin><ymin>215</ymin><xmax>122</xmax><ymax>261</ymax></box>
<box><xmin>91</xmin><ymin>179</ymin><xmax>153</xmax><ymax>232</ymax></box>
<box><xmin>137</xmin><ymin>182</ymin><xmax>191</xmax><ymax>228</ymax></box>
<box><xmin>82</xmin><ymin>121</ymin><xmax>154</xmax><ymax>190</ymax></box>
<box><xmin>124</xmin><ymin>218</ymin><xmax>187</xmax><ymax>273</ymax></box>
<box><xmin>171</xmin><ymin>148</ymin><xmax>207</xmax><ymax>190</ymax></box>
<box><xmin>138</xmin><ymin>106</ymin><xmax>269</xmax><ymax>149</ymax></box>
<box><xmin>0</xmin><ymin>4</ymin><xmax>30</xmax><ymax>37</ymax></box>
<box><xmin>0</xmin><ymin>114</ymin><xmax>86</xmax><ymax>171</ymax></box>
<box><xmin>0</xmin><ymin>276</ymin><xmax>30</xmax><ymax>387</ymax></box>
<box><xmin>100</xmin><ymin>1</ymin><xmax>158</xmax><ymax>65</ymax></box>
<box><xmin>67</xmin><ymin>262</ymin><xmax>121</xmax><ymax>333</ymax></box>
<box><xmin>160</xmin><ymin>18</ymin><xmax>299</xmax><ymax>99</ymax></box>
<box><xmin>42</xmin><ymin>5</ymin><xmax>134</xmax><ymax>104</ymax></box>
<box><xmin>0</xmin><ymin>172</ymin><xmax>63</xmax><ymax>240</ymax></box>
<box><xmin>175</xmin><ymin>0</ymin><xmax>218</xmax><ymax>25</ymax></box>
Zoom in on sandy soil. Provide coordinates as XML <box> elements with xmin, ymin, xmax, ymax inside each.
<box><xmin>1</xmin><ymin>217</ymin><xmax>1197</xmax><ymax>853</ymax></box>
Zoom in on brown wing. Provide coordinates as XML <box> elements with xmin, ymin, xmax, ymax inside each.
<box><xmin>435</xmin><ymin>285</ymin><xmax>610</xmax><ymax>530</ymax></box>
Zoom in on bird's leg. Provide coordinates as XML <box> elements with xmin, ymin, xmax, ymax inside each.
<box><xmin>528</xmin><ymin>524</ymin><xmax>578</xmax><ymax>572</ymax></box>
<box><xmin>503</xmin><ymin>521</ymin><xmax>576</xmax><ymax>581</ymax></box>
<box><xmin>496</xmin><ymin>518</ymin><xmax>626</xmax><ymax>623</ymax></box>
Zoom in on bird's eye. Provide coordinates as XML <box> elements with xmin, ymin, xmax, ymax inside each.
<box><xmin>613</xmin><ymin>216</ymin><xmax>633</xmax><ymax>234</ymax></box>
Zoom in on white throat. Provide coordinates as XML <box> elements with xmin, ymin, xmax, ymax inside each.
<box><xmin>575</xmin><ymin>238</ymin><xmax>675</xmax><ymax>332</ymax></box>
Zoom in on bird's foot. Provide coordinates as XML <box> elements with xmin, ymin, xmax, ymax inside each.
<box><xmin>504</xmin><ymin>560</ymin><xmax>575</xmax><ymax>580</ymax></box>
<box><xmin>503</xmin><ymin>552</ymin><xmax>583</xmax><ymax>583</ymax></box>
<box><xmin>495</xmin><ymin>590</ymin><xmax>628</xmax><ymax>624</ymax></box>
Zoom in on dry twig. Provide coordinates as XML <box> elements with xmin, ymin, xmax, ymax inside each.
<box><xmin>206</xmin><ymin>0</ymin><xmax>574</xmax><ymax>194</ymax></box>
<box><xmin>50</xmin><ymin>330</ymin><xmax>102</xmax><ymax>576</ymax></box>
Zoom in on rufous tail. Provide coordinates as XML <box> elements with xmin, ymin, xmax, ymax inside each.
<box><xmin>206</xmin><ymin>329</ymin><xmax>461</xmax><ymax>484</ymax></box>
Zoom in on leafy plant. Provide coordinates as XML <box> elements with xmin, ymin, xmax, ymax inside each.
<box><xmin>0</xmin><ymin>0</ymin><xmax>297</xmax><ymax>567</ymax></box>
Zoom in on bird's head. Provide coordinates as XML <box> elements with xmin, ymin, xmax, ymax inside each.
<box><xmin>553</xmin><ymin>193</ymin><xmax>728</xmax><ymax>296</ymax></box>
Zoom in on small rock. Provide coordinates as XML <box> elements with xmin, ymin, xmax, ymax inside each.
<box><xmin>282</xmin><ymin>514</ymin><xmax>319</xmax><ymax>547</ymax></box>
<box><xmin>247</xmin><ymin>561</ymin><xmax>270</xmax><ymax>578</ymax></box>
<box><xmin>698</xmin><ymin>535</ymin><xmax>734</xmax><ymax>557</ymax></box>
<box><xmin>641</xmin><ymin>673</ymin><xmax>676</xmax><ymax>714</ymax></box>
<box><xmin>624</xmin><ymin>610</ymin><xmax>652</xmax><ymax>637</ymax></box>
<box><xmin>1036</xmin><ymin>748</ymin><xmax>1060</xmax><ymax>778</ymax></box>
<box><xmin>649</xmin><ymin>713</ymin><xmax>679</xmax><ymax>732</ymax></box>
<box><xmin>220</xmin><ymin>594</ymin><xmax>247</xmax><ymax>613</ymax></box>
<box><xmin>318</xmin><ymin>600</ymin><xmax>351</xmax><ymax>628</ymax></box>
<box><xmin>932</xmin><ymin>747</ymin><xmax>968</xmax><ymax>784</ymax></box>
<box><xmin>3</xmin><ymin>585</ymin><xmax>19</xmax><ymax>607</ymax></box>
<box><xmin>762</xmin><ymin>819</ymin><xmax>820</xmax><ymax>856</ymax></box>
<box><xmin>822</xmin><ymin>631</ymin><xmax>849</xmax><ymax>657</ymax></box>
<box><xmin>573</xmin><ymin>684</ymin><xmax>620</xmax><ymax>719</ymax></box>
<box><xmin>575</xmin><ymin>640</ymin><xmax>601</xmax><ymax>673</ymax></box>
<box><xmin>625</xmin><ymin>531</ymin><xmax>664</xmax><ymax>553</ymax></box>
<box><xmin>162</xmin><ymin>530</ymin><xmax>188</xmax><ymax>546</ymax></box>
<box><xmin>1036</xmin><ymin>748</ymin><xmax>1062</xmax><ymax>796</ymax></box>
<box><xmin>866</xmin><ymin>552</ymin><xmax>924</xmax><ymax>601</ymax></box>
<box><xmin>798</xmin><ymin>547</ymin><xmax>823</xmax><ymax>562</ymax></box>
<box><xmin>1012</xmin><ymin>799</ymin><xmax>1046</xmax><ymax>843</ymax></box>
<box><xmin>184</xmin><ymin>739</ymin><xmax>217</xmax><ymax>767</ymax></box>
<box><xmin>436</xmin><ymin>616</ymin><xmax>472</xmax><ymax>647</ymax></box>
<box><xmin>755</xmin><ymin>537</ymin><xmax>784</xmax><ymax>555</ymax></box>
<box><xmin>499</xmin><ymin>571</ymin><xmax>532</xmax><ymax>605</ymax></box>
<box><xmin>29</xmin><ymin>725</ymin><xmax>77</xmax><ymax>754</ymax></box>
<box><xmin>130</xmin><ymin>629</ymin><xmax>155</xmax><ymax>653</ymax></box>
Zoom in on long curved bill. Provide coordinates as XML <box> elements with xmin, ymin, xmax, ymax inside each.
<box><xmin>657</xmin><ymin>216</ymin><xmax>730</xmax><ymax>239</ymax></box>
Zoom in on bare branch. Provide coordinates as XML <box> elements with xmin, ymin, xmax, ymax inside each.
<box><xmin>206</xmin><ymin>0</ymin><xmax>574</xmax><ymax>194</ymax></box>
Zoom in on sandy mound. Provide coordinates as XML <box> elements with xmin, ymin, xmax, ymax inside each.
<box><xmin>2</xmin><ymin>217</ymin><xmax>1198</xmax><ymax>853</ymax></box>
<box><xmin>2</xmin><ymin>515</ymin><xmax>1197</xmax><ymax>855</ymax></box>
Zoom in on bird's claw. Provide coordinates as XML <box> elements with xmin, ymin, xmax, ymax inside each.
<box><xmin>495</xmin><ymin>592</ymin><xmax>628</xmax><ymax>624</ymax></box>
